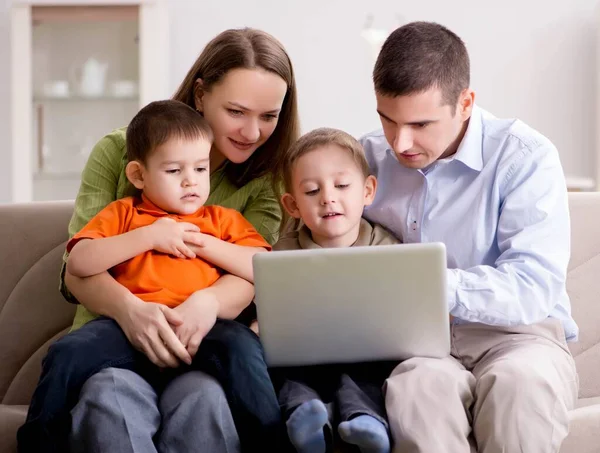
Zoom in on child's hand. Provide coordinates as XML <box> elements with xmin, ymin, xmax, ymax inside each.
<box><xmin>249</xmin><ymin>320</ymin><xmax>260</xmax><ymax>336</ymax></box>
<box><xmin>147</xmin><ymin>217</ymin><xmax>200</xmax><ymax>259</ymax></box>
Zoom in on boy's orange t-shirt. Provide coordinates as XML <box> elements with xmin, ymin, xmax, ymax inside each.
<box><xmin>66</xmin><ymin>195</ymin><xmax>271</xmax><ymax>307</ymax></box>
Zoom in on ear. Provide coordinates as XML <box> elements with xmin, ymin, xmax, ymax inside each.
<box><xmin>363</xmin><ymin>175</ymin><xmax>377</xmax><ymax>206</ymax></box>
<box><xmin>194</xmin><ymin>78</ymin><xmax>206</xmax><ymax>113</ymax></box>
<box><xmin>457</xmin><ymin>88</ymin><xmax>475</xmax><ymax>121</ymax></box>
<box><xmin>125</xmin><ymin>161</ymin><xmax>145</xmax><ymax>190</ymax></box>
<box><xmin>281</xmin><ymin>192</ymin><xmax>302</xmax><ymax>218</ymax></box>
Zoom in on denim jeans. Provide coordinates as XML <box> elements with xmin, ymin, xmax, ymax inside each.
<box><xmin>18</xmin><ymin>316</ymin><xmax>285</xmax><ymax>453</ymax></box>
<box><xmin>272</xmin><ymin>361</ymin><xmax>397</xmax><ymax>435</ymax></box>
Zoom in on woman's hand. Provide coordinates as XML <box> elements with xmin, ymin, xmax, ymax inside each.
<box><xmin>173</xmin><ymin>290</ymin><xmax>219</xmax><ymax>357</ymax></box>
<box><xmin>146</xmin><ymin>218</ymin><xmax>201</xmax><ymax>259</ymax></box>
<box><xmin>115</xmin><ymin>298</ymin><xmax>193</xmax><ymax>368</ymax></box>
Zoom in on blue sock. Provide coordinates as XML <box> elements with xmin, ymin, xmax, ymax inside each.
<box><xmin>286</xmin><ymin>399</ymin><xmax>328</xmax><ymax>453</ymax></box>
<box><xmin>338</xmin><ymin>414</ymin><xmax>391</xmax><ymax>453</ymax></box>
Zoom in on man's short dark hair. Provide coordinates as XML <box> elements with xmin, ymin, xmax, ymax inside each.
<box><xmin>373</xmin><ymin>21</ymin><xmax>470</xmax><ymax>109</ymax></box>
<box><xmin>126</xmin><ymin>100</ymin><xmax>213</xmax><ymax>163</ymax></box>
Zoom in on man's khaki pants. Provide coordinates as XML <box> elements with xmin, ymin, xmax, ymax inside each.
<box><xmin>384</xmin><ymin>318</ymin><xmax>578</xmax><ymax>453</ymax></box>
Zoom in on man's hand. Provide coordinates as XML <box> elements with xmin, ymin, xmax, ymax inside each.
<box><xmin>146</xmin><ymin>218</ymin><xmax>200</xmax><ymax>259</ymax></box>
<box><xmin>173</xmin><ymin>290</ymin><xmax>219</xmax><ymax>356</ymax></box>
<box><xmin>114</xmin><ymin>298</ymin><xmax>192</xmax><ymax>368</ymax></box>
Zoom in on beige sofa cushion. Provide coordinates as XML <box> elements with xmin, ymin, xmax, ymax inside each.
<box><xmin>0</xmin><ymin>201</ymin><xmax>75</xmax><ymax>405</ymax></box>
<box><xmin>0</xmin><ymin>195</ymin><xmax>599</xmax><ymax>453</ymax></box>
<box><xmin>565</xmin><ymin>193</ymin><xmax>600</xmax><ymax>399</ymax></box>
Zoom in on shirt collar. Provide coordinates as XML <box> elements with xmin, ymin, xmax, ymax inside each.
<box><xmin>136</xmin><ymin>193</ymin><xmax>204</xmax><ymax>219</ymax></box>
<box><xmin>384</xmin><ymin>104</ymin><xmax>484</xmax><ymax>173</ymax></box>
<box><xmin>137</xmin><ymin>194</ymin><xmax>168</xmax><ymax>216</ymax></box>
<box><xmin>451</xmin><ymin>104</ymin><xmax>484</xmax><ymax>172</ymax></box>
<box><xmin>297</xmin><ymin>218</ymin><xmax>374</xmax><ymax>249</ymax></box>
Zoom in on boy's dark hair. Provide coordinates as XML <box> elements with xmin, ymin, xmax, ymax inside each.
<box><xmin>373</xmin><ymin>21</ymin><xmax>470</xmax><ymax>111</ymax></box>
<box><xmin>126</xmin><ymin>100</ymin><xmax>213</xmax><ymax>163</ymax></box>
<box><xmin>278</xmin><ymin>127</ymin><xmax>370</xmax><ymax>194</ymax></box>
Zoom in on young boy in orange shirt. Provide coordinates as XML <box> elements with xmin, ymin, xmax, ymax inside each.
<box><xmin>23</xmin><ymin>100</ymin><xmax>284</xmax><ymax>452</ymax></box>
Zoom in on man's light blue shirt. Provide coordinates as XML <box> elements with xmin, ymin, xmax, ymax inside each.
<box><xmin>361</xmin><ymin>105</ymin><xmax>578</xmax><ymax>341</ymax></box>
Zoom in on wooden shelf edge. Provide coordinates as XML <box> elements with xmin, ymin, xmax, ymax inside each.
<box><xmin>32</xmin><ymin>5</ymin><xmax>139</xmax><ymax>24</ymax></box>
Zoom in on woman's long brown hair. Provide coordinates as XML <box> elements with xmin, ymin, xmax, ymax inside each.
<box><xmin>172</xmin><ymin>28</ymin><xmax>300</xmax><ymax>188</ymax></box>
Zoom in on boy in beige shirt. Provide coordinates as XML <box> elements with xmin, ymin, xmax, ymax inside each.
<box><xmin>265</xmin><ymin>128</ymin><xmax>399</xmax><ymax>453</ymax></box>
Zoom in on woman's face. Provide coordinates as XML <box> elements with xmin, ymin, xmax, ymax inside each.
<box><xmin>196</xmin><ymin>68</ymin><xmax>288</xmax><ymax>169</ymax></box>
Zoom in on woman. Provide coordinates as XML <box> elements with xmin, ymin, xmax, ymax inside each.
<box><xmin>19</xmin><ymin>28</ymin><xmax>299</xmax><ymax>453</ymax></box>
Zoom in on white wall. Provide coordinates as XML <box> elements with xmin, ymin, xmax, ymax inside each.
<box><xmin>0</xmin><ymin>0</ymin><xmax>12</xmax><ymax>203</ymax></box>
<box><xmin>1</xmin><ymin>0</ymin><xmax>598</xmax><ymax>203</ymax></box>
<box><xmin>169</xmin><ymin>0</ymin><xmax>600</xmax><ymax>181</ymax></box>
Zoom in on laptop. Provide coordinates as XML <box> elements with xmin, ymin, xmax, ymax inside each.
<box><xmin>253</xmin><ymin>242</ymin><xmax>450</xmax><ymax>367</ymax></box>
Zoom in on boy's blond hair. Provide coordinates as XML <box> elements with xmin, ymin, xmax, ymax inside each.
<box><xmin>278</xmin><ymin>127</ymin><xmax>371</xmax><ymax>194</ymax></box>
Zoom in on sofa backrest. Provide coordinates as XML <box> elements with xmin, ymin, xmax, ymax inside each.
<box><xmin>0</xmin><ymin>201</ymin><xmax>75</xmax><ymax>404</ymax></box>
<box><xmin>565</xmin><ymin>193</ymin><xmax>600</xmax><ymax>399</ymax></box>
<box><xmin>0</xmin><ymin>194</ymin><xmax>599</xmax><ymax>405</ymax></box>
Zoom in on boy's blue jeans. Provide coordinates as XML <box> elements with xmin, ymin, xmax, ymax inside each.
<box><xmin>17</xmin><ymin>316</ymin><xmax>285</xmax><ymax>453</ymax></box>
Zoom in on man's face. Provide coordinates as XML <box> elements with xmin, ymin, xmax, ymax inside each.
<box><xmin>375</xmin><ymin>87</ymin><xmax>473</xmax><ymax>169</ymax></box>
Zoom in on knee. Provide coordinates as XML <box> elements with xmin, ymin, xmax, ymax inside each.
<box><xmin>385</xmin><ymin>358</ymin><xmax>475</xmax><ymax>410</ymax></box>
<box><xmin>209</xmin><ymin>320</ymin><xmax>262</xmax><ymax>359</ymax></box>
<box><xmin>160</xmin><ymin>371</ymin><xmax>227</xmax><ymax>411</ymax></box>
<box><xmin>80</xmin><ymin>368</ymin><xmax>129</xmax><ymax>397</ymax></box>
<box><xmin>474</xmin><ymin>362</ymin><xmax>570</xmax><ymax>452</ymax></box>
<box><xmin>44</xmin><ymin>334</ymin><xmax>86</xmax><ymax>374</ymax></box>
<box><xmin>387</xmin><ymin>358</ymin><xmax>472</xmax><ymax>389</ymax></box>
<box><xmin>478</xmin><ymin>360</ymin><xmax>557</xmax><ymax>403</ymax></box>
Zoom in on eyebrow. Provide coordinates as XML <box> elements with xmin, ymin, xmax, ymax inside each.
<box><xmin>376</xmin><ymin>110</ymin><xmax>437</xmax><ymax>126</ymax></box>
<box><xmin>161</xmin><ymin>158</ymin><xmax>209</xmax><ymax>166</ymax></box>
<box><xmin>228</xmin><ymin>101</ymin><xmax>281</xmax><ymax>114</ymax></box>
<box><xmin>298</xmin><ymin>171</ymin><xmax>352</xmax><ymax>186</ymax></box>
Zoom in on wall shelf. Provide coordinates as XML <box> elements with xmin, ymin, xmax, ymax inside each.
<box><xmin>10</xmin><ymin>0</ymin><xmax>169</xmax><ymax>202</ymax></box>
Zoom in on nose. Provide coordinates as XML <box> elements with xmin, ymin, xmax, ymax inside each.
<box><xmin>239</xmin><ymin>118</ymin><xmax>260</xmax><ymax>143</ymax></box>
<box><xmin>182</xmin><ymin>169</ymin><xmax>197</xmax><ymax>187</ymax></box>
<box><xmin>319</xmin><ymin>186</ymin><xmax>336</xmax><ymax>205</ymax></box>
<box><xmin>393</xmin><ymin>127</ymin><xmax>414</xmax><ymax>154</ymax></box>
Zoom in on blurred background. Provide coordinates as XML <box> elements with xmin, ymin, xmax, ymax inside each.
<box><xmin>2</xmin><ymin>0</ymin><xmax>599</xmax><ymax>203</ymax></box>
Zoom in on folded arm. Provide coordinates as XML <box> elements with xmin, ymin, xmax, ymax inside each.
<box><xmin>190</xmin><ymin>236</ymin><xmax>267</xmax><ymax>283</ymax></box>
<box><xmin>66</xmin><ymin>228</ymin><xmax>152</xmax><ymax>277</ymax></box>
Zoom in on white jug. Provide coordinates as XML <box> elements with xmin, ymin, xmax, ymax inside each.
<box><xmin>74</xmin><ymin>58</ymin><xmax>108</xmax><ymax>97</ymax></box>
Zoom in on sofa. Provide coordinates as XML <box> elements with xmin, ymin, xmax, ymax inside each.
<box><xmin>0</xmin><ymin>194</ymin><xmax>599</xmax><ymax>453</ymax></box>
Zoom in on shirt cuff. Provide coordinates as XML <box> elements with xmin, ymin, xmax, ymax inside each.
<box><xmin>446</xmin><ymin>268</ymin><xmax>459</xmax><ymax>313</ymax></box>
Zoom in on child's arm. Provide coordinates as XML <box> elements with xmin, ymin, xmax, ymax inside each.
<box><xmin>192</xmin><ymin>236</ymin><xmax>267</xmax><ymax>283</ymax></box>
<box><xmin>186</xmin><ymin>207</ymin><xmax>271</xmax><ymax>283</ymax></box>
<box><xmin>67</xmin><ymin>217</ymin><xmax>200</xmax><ymax>277</ymax></box>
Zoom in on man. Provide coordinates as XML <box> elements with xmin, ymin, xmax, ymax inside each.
<box><xmin>361</xmin><ymin>21</ymin><xmax>578</xmax><ymax>453</ymax></box>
